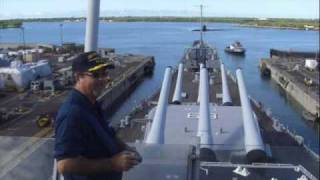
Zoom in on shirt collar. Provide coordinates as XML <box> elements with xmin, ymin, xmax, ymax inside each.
<box><xmin>71</xmin><ymin>88</ymin><xmax>98</xmax><ymax>109</ymax></box>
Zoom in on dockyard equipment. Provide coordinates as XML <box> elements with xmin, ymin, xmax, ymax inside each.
<box><xmin>304</xmin><ymin>77</ymin><xmax>313</xmax><ymax>86</ymax></box>
<box><xmin>36</xmin><ymin>114</ymin><xmax>52</xmax><ymax>128</ymax></box>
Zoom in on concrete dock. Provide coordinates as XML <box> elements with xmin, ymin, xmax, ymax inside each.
<box><xmin>260</xmin><ymin>56</ymin><xmax>319</xmax><ymax>121</ymax></box>
<box><xmin>98</xmin><ymin>54</ymin><xmax>155</xmax><ymax>113</ymax></box>
<box><xmin>0</xmin><ymin>48</ymin><xmax>154</xmax><ymax>137</ymax></box>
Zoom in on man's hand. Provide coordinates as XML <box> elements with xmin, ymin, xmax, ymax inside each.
<box><xmin>125</xmin><ymin>146</ymin><xmax>143</xmax><ymax>163</ymax></box>
<box><xmin>110</xmin><ymin>151</ymin><xmax>140</xmax><ymax>172</ymax></box>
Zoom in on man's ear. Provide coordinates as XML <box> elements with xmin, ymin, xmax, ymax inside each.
<box><xmin>73</xmin><ymin>72</ymin><xmax>82</xmax><ymax>82</ymax></box>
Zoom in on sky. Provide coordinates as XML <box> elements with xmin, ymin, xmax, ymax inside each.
<box><xmin>0</xmin><ymin>0</ymin><xmax>319</xmax><ymax>20</ymax></box>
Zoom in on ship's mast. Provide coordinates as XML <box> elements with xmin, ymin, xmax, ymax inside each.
<box><xmin>85</xmin><ymin>0</ymin><xmax>100</xmax><ymax>52</ymax></box>
<box><xmin>200</xmin><ymin>4</ymin><xmax>203</xmax><ymax>43</ymax></box>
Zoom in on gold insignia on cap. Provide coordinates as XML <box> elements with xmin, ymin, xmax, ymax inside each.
<box><xmin>88</xmin><ymin>63</ymin><xmax>110</xmax><ymax>72</ymax></box>
<box><xmin>88</xmin><ymin>52</ymin><xmax>98</xmax><ymax>62</ymax></box>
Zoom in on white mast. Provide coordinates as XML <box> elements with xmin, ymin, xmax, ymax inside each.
<box><xmin>84</xmin><ymin>0</ymin><xmax>100</xmax><ymax>52</ymax></box>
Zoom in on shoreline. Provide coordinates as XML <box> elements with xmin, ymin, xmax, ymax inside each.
<box><xmin>1</xmin><ymin>17</ymin><xmax>319</xmax><ymax>31</ymax></box>
<box><xmin>239</xmin><ymin>24</ymin><xmax>319</xmax><ymax>31</ymax></box>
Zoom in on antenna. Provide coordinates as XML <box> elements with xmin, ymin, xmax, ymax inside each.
<box><xmin>59</xmin><ymin>23</ymin><xmax>64</xmax><ymax>46</ymax></box>
<box><xmin>200</xmin><ymin>4</ymin><xmax>203</xmax><ymax>43</ymax></box>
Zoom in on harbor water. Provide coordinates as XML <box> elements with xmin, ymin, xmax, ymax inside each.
<box><xmin>0</xmin><ymin>22</ymin><xmax>319</xmax><ymax>151</ymax></box>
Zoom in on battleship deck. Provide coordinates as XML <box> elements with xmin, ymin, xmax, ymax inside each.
<box><xmin>261</xmin><ymin>57</ymin><xmax>319</xmax><ymax>119</ymax></box>
<box><xmin>117</xmin><ymin>64</ymin><xmax>319</xmax><ymax>178</ymax></box>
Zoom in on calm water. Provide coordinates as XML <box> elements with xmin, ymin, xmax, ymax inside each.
<box><xmin>0</xmin><ymin>22</ymin><xmax>319</xmax><ymax>150</ymax></box>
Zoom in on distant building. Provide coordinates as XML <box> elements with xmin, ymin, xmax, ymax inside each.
<box><xmin>258</xmin><ymin>18</ymin><xmax>268</xmax><ymax>21</ymax></box>
<box><xmin>57</xmin><ymin>66</ymin><xmax>73</xmax><ymax>86</ymax></box>
<box><xmin>24</xmin><ymin>52</ymin><xmax>39</xmax><ymax>63</ymax></box>
<box><xmin>304</xmin><ymin>25</ymin><xmax>315</xmax><ymax>30</ymax></box>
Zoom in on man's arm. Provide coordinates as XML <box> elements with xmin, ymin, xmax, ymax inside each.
<box><xmin>57</xmin><ymin>152</ymin><xmax>139</xmax><ymax>175</ymax></box>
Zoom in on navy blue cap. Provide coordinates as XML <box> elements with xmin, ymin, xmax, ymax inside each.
<box><xmin>72</xmin><ymin>51</ymin><xmax>114</xmax><ymax>73</ymax></box>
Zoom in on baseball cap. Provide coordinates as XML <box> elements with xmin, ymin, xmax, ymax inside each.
<box><xmin>72</xmin><ymin>51</ymin><xmax>114</xmax><ymax>73</ymax></box>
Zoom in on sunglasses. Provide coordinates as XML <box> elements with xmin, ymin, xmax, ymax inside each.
<box><xmin>82</xmin><ymin>71</ymin><xmax>107</xmax><ymax>79</ymax></box>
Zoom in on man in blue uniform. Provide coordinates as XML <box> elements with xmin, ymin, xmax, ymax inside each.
<box><xmin>54</xmin><ymin>52</ymin><xmax>141</xmax><ymax>180</ymax></box>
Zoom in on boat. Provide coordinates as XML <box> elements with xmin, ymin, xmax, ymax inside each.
<box><xmin>225</xmin><ymin>41</ymin><xmax>246</xmax><ymax>55</ymax></box>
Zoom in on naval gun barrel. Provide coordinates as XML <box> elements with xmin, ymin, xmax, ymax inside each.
<box><xmin>221</xmin><ymin>63</ymin><xmax>233</xmax><ymax>106</ymax></box>
<box><xmin>172</xmin><ymin>63</ymin><xmax>184</xmax><ymax>104</ymax></box>
<box><xmin>197</xmin><ymin>68</ymin><xmax>213</xmax><ymax>147</ymax></box>
<box><xmin>236</xmin><ymin>69</ymin><xmax>266</xmax><ymax>162</ymax></box>
<box><xmin>197</xmin><ymin>63</ymin><xmax>205</xmax><ymax>103</ymax></box>
<box><xmin>85</xmin><ymin>0</ymin><xmax>100</xmax><ymax>52</ymax></box>
<box><xmin>145</xmin><ymin>67</ymin><xmax>173</xmax><ymax>144</ymax></box>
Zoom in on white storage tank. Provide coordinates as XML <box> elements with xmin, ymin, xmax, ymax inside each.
<box><xmin>30</xmin><ymin>60</ymin><xmax>52</xmax><ymax>78</ymax></box>
<box><xmin>305</xmin><ymin>59</ymin><xmax>318</xmax><ymax>70</ymax></box>
<box><xmin>0</xmin><ymin>60</ymin><xmax>52</xmax><ymax>91</ymax></box>
<box><xmin>0</xmin><ymin>66</ymin><xmax>35</xmax><ymax>90</ymax></box>
<box><xmin>10</xmin><ymin>60</ymin><xmax>23</xmax><ymax>68</ymax></box>
<box><xmin>8</xmin><ymin>51</ymin><xmax>21</xmax><ymax>56</ymax></box>
<box><xmin>0</xmin><ymin>54</ymin><xmax>7</xmax><ymax>59</ymax></box>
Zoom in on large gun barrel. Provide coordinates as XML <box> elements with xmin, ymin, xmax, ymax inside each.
<box><xmin>197</xmin><ymin>68</ymin><xmax>213</xmax><ymax>147</ymax></box>
<box><xmin>172</xmin><ymin>63</ymin><xmax>184</xmax><ymax>104</ymax></box>
<box><xmin>236</xmin><ymin>69</ymin><xmax>266</xmax><ymax>162</ymax></box>
<box><xmin>221</xmin><ymin>63</ymin><xmax>232</xmax><ymax>106</ymax></box>
<box><xmin>145</xmin><ymin>67</ymin><xmax>173</xmax><ymax>144</ymax></box>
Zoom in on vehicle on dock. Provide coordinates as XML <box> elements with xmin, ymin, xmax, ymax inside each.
<box><xmin>225</xmin><ymin>41</ymin><xmax>246</xmax><ymax>55</ymax></box>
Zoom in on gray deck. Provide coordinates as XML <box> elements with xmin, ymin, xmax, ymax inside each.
<box><xmin>147</xmin><ymin>104</ymin><xmax>245</xmax><ymax>152</ymax></box>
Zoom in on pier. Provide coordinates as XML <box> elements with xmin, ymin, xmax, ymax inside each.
<box><xmin>260</xmin><ymin>51</ymin><xmax>319</xmax><ymax>121</ymax></box>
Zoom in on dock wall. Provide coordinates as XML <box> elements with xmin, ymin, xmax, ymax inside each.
<box><xmin>98</xmin><ymin>57</ymin><xmax>154</xmax><ymax>115</ymax></box>
<box><xmin>264</xmin><ymin>62</ymin><xmax>319</xmax><ymax>117</ymax></box>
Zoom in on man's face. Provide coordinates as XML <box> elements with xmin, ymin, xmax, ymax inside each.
<box><xmin>80</xmin><ymin>70</ymin><xmax>108</xmax><ymax>98</ymax></box>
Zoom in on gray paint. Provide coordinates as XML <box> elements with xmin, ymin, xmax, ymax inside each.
<box><xmin>197</xmin><ymin>68</ymin><xmax>214</xmax><ymax>147</ymax></box>
<box><xmin>145</xmin><ymin>67</ymin><xmax>172</xmax><ymax>144</ymax></box>
<box><xmin>147</xmin><ymin>104</ymin><xmax>245</xmax><ymax>150</ymax></box>
<box><xmin>197</xmin><ymin>63</ymin><xmax>204</xmax><ymax>103</ymax></box>
<box><xmin>172</xmin><ymin>63</ymin><xmax>184</xmax><ymax>103</ymax></box>
<box><xmin>84</xmin><ymin>0</ymin><xmax>100</xmax><ymax>52</ymax></box>
<box><xmin>236</xmin><ymin>69</ymin><xmax>265</xmax><ymax>154</ymax></box>
<box><xmin>221</xmin><ymin>63</ymin><xmax>232</xmax><ymax>105</ymax></box>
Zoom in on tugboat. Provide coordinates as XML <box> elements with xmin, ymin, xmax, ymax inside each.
<box><xmin>225</xmin><ymin>41</ymin><xmax>246</xmax><ymax>55</ymax></box>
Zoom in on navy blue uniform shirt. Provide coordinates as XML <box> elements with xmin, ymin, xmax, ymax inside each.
<box><xmin>54</xmin><ymin>89</ymin><xmax>122</xmax><ymax>180</ymax></box>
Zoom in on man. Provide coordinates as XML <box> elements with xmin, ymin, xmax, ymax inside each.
<box><xmin>54</xmin><ymin>51</ymin><xmax>141</xmax><ymax>180</ymax></box>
